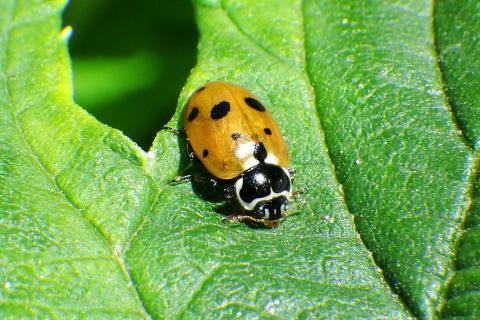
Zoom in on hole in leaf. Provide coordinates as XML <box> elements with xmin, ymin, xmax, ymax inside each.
<box><xmin>63</xmin><ymin>0</ymin><xmax>198</xmax><ymax>150</ymax></box>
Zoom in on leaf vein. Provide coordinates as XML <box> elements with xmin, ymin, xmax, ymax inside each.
<box><xmin>432</xmin><ymin>0</ymin><xmax>478</xmax><ymax>314</ymax></box>
<box><xmin>432</xmin><ymin>0</ymin><xmax>474</xmax><ymax>150</ymax></box>
<box><xmin>299</xmin><ymin>0</ymin><xmax>413</xmax><ymax>314</ymax></box>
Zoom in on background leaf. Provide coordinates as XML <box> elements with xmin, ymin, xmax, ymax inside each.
<box><xmin>1</xmin><ymin>0</ymin><xmax>479</xmax><ymax>319</ymax></box>
<box><xmin>435</xmin><ymin>0</ymin><xmax>480</xmax><ymax>318</ymax></box>
<box><xmin>301</xmin><ymin>1</ymin><xmax>475</xmax><ymax>318</ymax></box>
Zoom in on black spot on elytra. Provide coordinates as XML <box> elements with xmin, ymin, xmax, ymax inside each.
<box><xmin>264</xmin><ymin>128</ymin><xmax>272</xmax><ymax>135</ymax></box>
<box><xmin>245</xmin><ymin>97</ymin><xmax>265</xmax><ymax>112</ymax></box>
<box><xmin>203</xmin><ymin>149</ymin><xmax>209</xmax><ymax>157</ymax></box>
<box><xmin>211</xmin><ymin>101</ymin><xmax>230</xmax><ymax>120</ymax></box>
<box><xmin>253</xmin><ymin>142</ymin><xmax>267</xmax><ymax>162</ymax></box>
<box><xmin>188</xmin><ymin>107</ymin><xmax>199</xmax><ymax>122</ymax></box>
<box><xmin>231</xmin><ymin>132</ymin><xmax>241</xmax><ymax>140</ymax></box>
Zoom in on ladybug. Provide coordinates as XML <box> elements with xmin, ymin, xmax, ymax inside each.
<box><xmin>176</xmin><ymin>81</ymin><xmax>295</xmax><ymax>228</ymax></box>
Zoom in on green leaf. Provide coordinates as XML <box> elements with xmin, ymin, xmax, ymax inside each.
<box><xmin>0</xmin><ymin>1</ymin><xmax>154</xmax><ymax>318</ymax></box>
<box><xmin>435</xmin><ymin>0</ymin><xmax>480</xmax><ymax>149</ymax></box>
<box><xmin>435</xmin><ymin>0</ymin><xmax>480</xmax><ymax>318</ymax></box>
<box><xmin>1</xmin><ymin>0</ymin><xmax>478</xmax><ymax>319</ymax></box>
<box><xmin>300</xmin><ymin>1</ymin><xmax>476</xmax><ymax>318</ymax></box>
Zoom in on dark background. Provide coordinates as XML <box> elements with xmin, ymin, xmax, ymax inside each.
<box><xmin>63</xmin><ymin>0</ymin><xmax>198</xmax><ymax>150</ymax></box>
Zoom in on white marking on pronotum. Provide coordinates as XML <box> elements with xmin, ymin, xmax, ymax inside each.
<box><xmin>235</xmin><ymin>177</ymin><xmax>244</xmax><ymax>202</ymax></box>
<box><xmin>265</xmin><ymin>153</ymin><xmax>279</xmax><ymax>165</ymax></box>
<box><xmin>235</xmin><ymin>166</ymin><xmax>294</xmax><ymax>212</ymax></box>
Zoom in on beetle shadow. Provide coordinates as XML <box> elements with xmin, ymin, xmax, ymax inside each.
<box><xmin>174</xmin><ymin>116</ymin><xmax>230</xmax><ymax>210</ymax></box>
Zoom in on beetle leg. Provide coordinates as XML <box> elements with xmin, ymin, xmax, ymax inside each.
<box><xmin>208</xmin><ymin>177</ymin><xmax>219</xmax><ymax>187</ymax></box>
<box><xmin>162</xmin><ymin>126</ymin><xmax>187</xmax><ymax>138</ymax></box>
<box><xmin>170</xmin><ymin>174</ymin><xmax>219</xmax><ymax>187</ymax></box>
<box><xmin>223</xmin><ymin>215</ymin><xmax>281</xmax><ymax>228</ymax></box>
<box><xmin>288</xmin><ymin>167</ymin><xmax>295</xmax><ymax>182</ymax></box>
<box><xmin>281</xmin><ymin>207</ymin><xmax>301</xmax><ymax>219</ymax></box>
<box><xmin>279</xmin><ymin>192</ymin><xmax>308</xmax><ymax>220</ymax></box>
<box><xmin>186</xmin><ymin>142</ymin><xmax>197</xmax><ymax>161</ymax></box>
<box><xmin>170</xmin><ymin>174</ymin><xmax>192</xmax><ymax>184</ymax></box>
<box><xmin>292</xmin><ymin>187</ymin><xmax>307</xmax><ymax>200</ymax></box>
